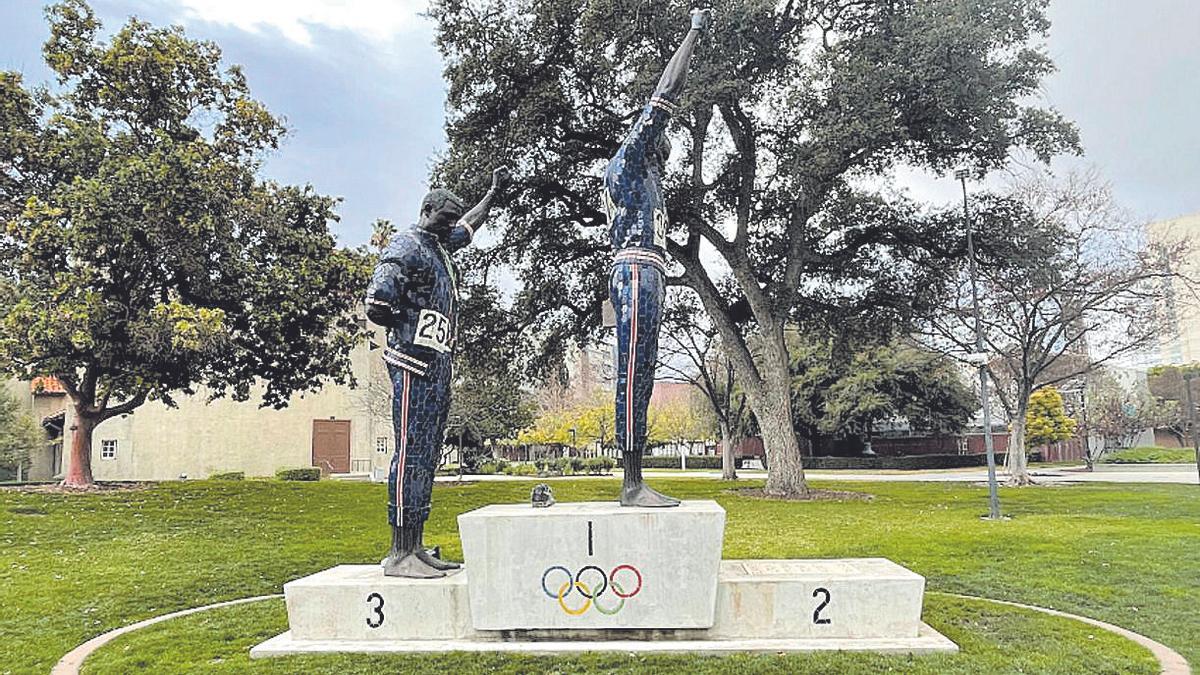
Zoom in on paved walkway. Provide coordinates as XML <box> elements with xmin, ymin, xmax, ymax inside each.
<box><xmin>434</xmin><ymin>464</ymin><xmax>1197</xmax><ymax>485</ymax></box>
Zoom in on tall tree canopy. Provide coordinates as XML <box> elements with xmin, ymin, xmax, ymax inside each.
<box><xmin>789</xmin><ymin>332</ymin><xmax>975</xmax><ymax>448</ymax></box>
<box><xmin>0</xmin><ymin>1</ymin><xmax>369</xmax><ymax>487</ymax></box>
<box><xmin>447</xmin><ymin>282</ymin><xmax>538</xmax><ymax>449</ymax></box>
<box><xmin>430</xmin><ymin>0</ymin><xmax>1078</xmax><ymax>496</ymax></box>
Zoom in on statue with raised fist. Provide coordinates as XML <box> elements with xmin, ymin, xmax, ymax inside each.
<box><xmin>366</xmin><ymin>166</ymin><xmax>511</xmax><ymax>577</ymax></box>
<box><xmin>602</xmin><ymin>8</ymin><xmax>711</xmax><ymax>507</ymax></box>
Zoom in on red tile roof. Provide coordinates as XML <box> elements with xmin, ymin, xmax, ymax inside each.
<box><xmin>31</xmin><ymin>376</ymin><xmax>67</xmax><ymax>395</ymax></box>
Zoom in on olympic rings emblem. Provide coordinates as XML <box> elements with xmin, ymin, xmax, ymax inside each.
<box><xmin>541</xmin><ymin>564</ymin><xmax>643</xmax><ymax>615</ymax></box>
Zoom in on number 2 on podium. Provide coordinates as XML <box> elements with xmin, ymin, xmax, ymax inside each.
<box><xmin>812</xmin><ymin>587</ymin><xmax>831</xmax><ymax>624</ymax></box>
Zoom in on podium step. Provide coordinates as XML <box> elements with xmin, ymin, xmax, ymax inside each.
<box><xmin>252</xmin><ymin>500</ymin><xmax>955</xmax><ymax>657</ymax></box>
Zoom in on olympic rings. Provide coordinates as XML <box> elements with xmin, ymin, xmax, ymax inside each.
<box><xmin>591</xmin><ymin>580</ymin><xmax>626</xmax><ymax>615</ymax></box>
<box><xmin>575</xmin><ymin>565</ymin><xmax>607</xmax><ymax>599</ymax></box>
<box><xmin>610</xmin><ymin>564</ymin><xmax>643</xmax><ymax>598</ymax></box>
<box><xmin>541</xmin><ymin>565</ymin><xmax>572</xmax><ymax>600</ymax></box>
<box><xmin>541</xmin><ymin>564</ymin><xmax>643</xmax><ymax>615</ymax></box>
<box><xmin>557</xmin><ymin>581</ymin><xmax>592</xmax><ymax>615</ymax></box>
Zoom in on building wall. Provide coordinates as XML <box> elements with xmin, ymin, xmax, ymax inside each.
<box><xmin>2</xmin><ymin>379</ymin><xmax>67</xmax><ymax>480</ymax></box>
<box><xmin>1148</xmin><ymin>212</ymin><xmax>1200</xmax><ymax>364</ymax></box>
<box><xmin>59</xmin><ymin>332</ymin><xmax>395</xmax><ymax>481</ymax></box>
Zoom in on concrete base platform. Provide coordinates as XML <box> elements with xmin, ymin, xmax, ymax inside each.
<box><xmin>250</xmin><ymin>622</ymin><xmax>958</xmax><ymax>657</ymax></box>
<box><xmin>252</xmin><ymin>557</ymin><xmax>957</xmax><ymax>658</ymax></box>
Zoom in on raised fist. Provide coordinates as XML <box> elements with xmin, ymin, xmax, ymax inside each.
<box><xmin>690</xmin><ymin>7</ymin><xmax>712</xmax><ymax>32</ymax></box>
<box><xmin>491</xmin><ymin>165</ymin><xmax>512</xmax><ymax>192</ymax></box>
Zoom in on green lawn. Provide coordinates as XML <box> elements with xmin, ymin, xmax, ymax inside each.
<box><xmin>1</xmin><ymin>478</ymin><xmax>1196</xmax><ymax>674</ymax></box>
<box><xmin>1101</xmin><ymin>446</ymin><xmax>1198</xmax><ymax>464</ymax></box>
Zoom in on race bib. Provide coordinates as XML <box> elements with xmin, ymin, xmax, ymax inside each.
<box><xmin>652</xmin><ymin>208</ymin><xmax>668</xmax><ymax>249</ymax></box>
<box><xmin>413</xmin><ymin>309</ymin><xmax>453</xmax><ymax>353</ymax></box>
<box><xmin>600</xmin><ymin>186</ymin><xmax>617</xmax><ymax>224</ymax></box>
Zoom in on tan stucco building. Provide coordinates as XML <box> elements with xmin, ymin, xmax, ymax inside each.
<box><xmin>8</xmin><ymin>329</ymin><xmax>395</xmax><ymax>482</ymax></box>
<box><xmin>1148</xmin><ymin>212</ymin><xmax>1200</xmax><ymax>364</ymax></box>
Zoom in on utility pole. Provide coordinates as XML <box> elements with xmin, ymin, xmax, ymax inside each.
<box><xmin>958</xmin><ymin>169</ymin><xmax>1002</xmax><ymax>519</ymax></box>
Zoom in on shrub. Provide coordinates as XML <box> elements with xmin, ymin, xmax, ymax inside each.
<box><xmin>538</xmin><ymin>457</ymin><xmax>568</xmax><ymax>475</ymax></box>
<box><xmin>503</xmin><ymin>462</ymin><xmax>538</xmax><ymax>476</ymax></box>
<box><xmin>476</xmin><ymin>459</ymin><xmax>509</xmax><ymax>475</ymax></box>
<box><xmin>583</xmin><ymin>457</ymin><xmax>616</xmax><ymax>474</ymax></box>
<box><xmin>209</xmin><ymin>472</ymin><xmax>244</xmax><ymax>481</ymax></box>
<box><xmin>568</xmin><ymin>457</ymin><xmax>585</xmax><ymax>474</ymax></box>
<box><xmin>276</xmin><ymin>468</ymin><xmax>320</xmax><ymax>481</ymax></box>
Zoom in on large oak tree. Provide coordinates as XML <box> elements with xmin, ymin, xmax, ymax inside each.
<box><xmin>430</xmin><ymin>0</ymin><xmax>1078</xmax><ymax>495</ymax></box>
<box><xmin>0</xmin><ymin>1</ymin><xmax>369</xmax><ymax>487</ymax></box>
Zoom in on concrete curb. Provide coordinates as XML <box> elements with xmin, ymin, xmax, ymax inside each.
<box><xmin>939</xmin><ymin>593</ymin><xmax>1190</xmax><ymax>675</ymax></box>
<box><xmin>51</xmin><ymin>591</ymin><xmax>1189</xmax><ymax>674</ymax></box>
<box><xmin>51</xmin><ymin>594</ymin><xmax>282</xmax><ymax>675</ymax></box>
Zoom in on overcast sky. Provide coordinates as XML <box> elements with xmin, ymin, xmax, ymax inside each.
<box><xmin>2</xmin><ymin>0</ymin><xmax>1197</xmax><ymax>246</ymax></box>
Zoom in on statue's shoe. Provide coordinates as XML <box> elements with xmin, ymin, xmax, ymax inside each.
<box><xmin>418</xmin><ymin>548</ymin><xmax>461</xmax><ymax>571</ymax></box>
<box><xmin>621</xmin><ymin>484</ymin><xmax>681</xmax><ymax>507</ymax></box>
<box><xmin>382</xmin><ymin>551</ymin><xmax>447</xmax><ymax>578</ymax></box>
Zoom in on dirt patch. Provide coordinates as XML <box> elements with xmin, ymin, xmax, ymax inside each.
<box><xmin>1</xmin><ymin>481</ymin><xmax>154</xmax><ymax>494</ymax></box>
<box><xmin>728</xmin><ymin>487</ymin><xmax>874</xmax><ymax>502</ymax></box>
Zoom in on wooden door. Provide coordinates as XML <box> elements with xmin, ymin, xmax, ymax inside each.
<box><xmin>312</xmin><ymin>420</ymin><xmax>351</xmax><ymax>474</ymax></box>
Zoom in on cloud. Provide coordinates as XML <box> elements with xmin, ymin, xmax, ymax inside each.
<box><xmin>169</xmin><ymin>0</ymin><xmax>427</xmax><ymax>46</ymax></box>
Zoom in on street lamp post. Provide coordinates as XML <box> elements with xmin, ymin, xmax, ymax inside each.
<box><xmin>1059</xmin><ymin>385</ymin><xmax>1091</xmax><ymax>469</ymax></box>
<box><xmin>1183</xmin><ymin>372</ymin><xmax>1200</xmax><ymax>485</ymax></box>
<box><xmin>957</xmin><ymin>169</ymin><xmax>1002</xmax><ymax>519</ymax></box>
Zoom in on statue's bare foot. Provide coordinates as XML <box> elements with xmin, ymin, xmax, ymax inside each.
<box><xmin>382</xmin><ymin>551</ymin><xmax>446</xmax><ymax>578</ymax></box>
<box><xmin>417</xmin><ymin>548</ymin><xmax>461</xmax><ymax>571</ymax></box>
<box><xmin>621</xmin><ymin>483</ymin><xmax>681</xmax><ymax>507</ymax></box>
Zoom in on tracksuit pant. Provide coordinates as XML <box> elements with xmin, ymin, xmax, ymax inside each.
<box><xmin>610</xmin><ymin>251</ymin><xmax>666</xmax><ymax>470</ymax></box>
<box><xmin>384</xmin><ymin>347</ymin><xmax>452</xmax><ymax>528</ymax></box>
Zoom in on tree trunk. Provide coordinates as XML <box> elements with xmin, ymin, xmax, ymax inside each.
<box><xmin>756</xmin><ymin>377</ymin><xmax>809</xmax><ymax>498</ymax></box>
<box><xmin>1004</xmin><ymin>397</ymin><xmax>1033</xmax><ymax>486</ymax></box>
<box><xmin>62</xmin><ymin>408</ymin><xmax>97</xmax><ymax>489</ymax></box>
<box><xmin>719</xmin><ymin>419</ymin><xmax>737</xmax><ymax>481</ymax></box>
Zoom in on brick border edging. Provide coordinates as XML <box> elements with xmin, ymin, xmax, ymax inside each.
<box><xmin>938</xmin><ymin>592</ymin><xmax>1190</xmax><ymax>675</ymax></box>
<box><xmin>51</xmin><ymin>594</ymin><xmax>283</xmax><ymax>675</ymax></box>
<box><xmin>52</xmin><ymin>591</ymin><xmax>1189</xmax><ymax>675</ymax></box>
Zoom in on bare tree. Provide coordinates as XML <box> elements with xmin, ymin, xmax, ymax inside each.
<box><xmin>659</xmin><ymin>297</ymin><xmax>748</xmax><ymax>481</ymax></box>
<box><xmin>925</xmin><ymin>169</ymin><xmax>1189</xmax><ymax>484</ymax></box>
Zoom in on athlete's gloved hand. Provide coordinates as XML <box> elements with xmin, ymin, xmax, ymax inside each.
<box><xmin>690</xmin><ymin>8</ymin><xmax>712</xmax><ymax>32</ymax></box>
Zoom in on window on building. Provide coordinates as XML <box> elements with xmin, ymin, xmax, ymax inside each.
<box><xmin>375</xmin><ymin>436</ymin><xmax>390</xmax><ymax>454</ymax></box>
<box><xmin>100</xmin><ymin>439</ymin><xmax>117</xmax><ymax>460</ymax></box>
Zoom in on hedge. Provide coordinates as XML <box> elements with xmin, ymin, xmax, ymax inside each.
<box><xmin>641</xmin><ymin>454</ymin><xmax>724</xmax><ymax>470</ymax></box>
<box><xmin>801</xmin><ymin>453</ymin><xmax>1011</xmax><ymax>471</ymax></box>
<box><xmin>503</xmin><ymin>462</ymin><xmax>538</xmax><ymax>476</ymax></box>
<box><xmin>471</xmin><ymin>457</ymin><xmax>617</xmax><ymax>476</ymax></box>
<box><xmin>1101</xmin><ymin>447</ymin><xmax>1197</xmax><ymax>464</ymax></box>
<box><xmin>276</xmin><ymin>467</ymin><xmax>321</xmax><ymax>481</ymax></box>
<box><xmin>209</xmin><ymin>471</ymin><xmax>245</xmax><ymax>481</ymax></box>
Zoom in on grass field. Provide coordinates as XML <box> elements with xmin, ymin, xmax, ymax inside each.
<box><xmin>1</xmin><ymin>478</ymin><xmax>1197</xmax><ymax>673</ymax></box>
<box><xmin>1101</xmin><ymin>446</ymin><xmax>1198</xmax><ymax>464</ymax></box>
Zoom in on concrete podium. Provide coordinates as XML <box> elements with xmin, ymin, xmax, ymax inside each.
<box><xmin>252</xmin><ymin>501</ymin><xmax>956</xmax><ymax>657</ymax></box>
<box><xmin>459</xmin><ymin>500</ymin><xmax>724</xmax><ymax>629</ymax></box>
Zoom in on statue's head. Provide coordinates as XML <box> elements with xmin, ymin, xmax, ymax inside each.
<box><xmin>652</xmin><ymin>134</ymin><xmax>672</xmax><ymax>172</ymax></box>
<box><xmin>418</xmin><ymin>188</ymin><xmax>466</xmax><ymax>238</ymax></box>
